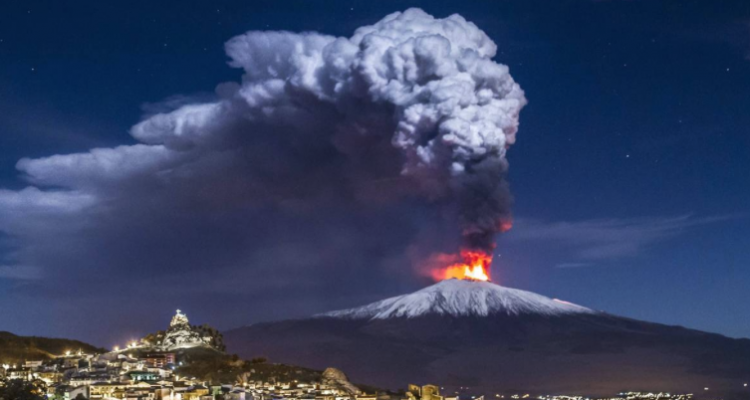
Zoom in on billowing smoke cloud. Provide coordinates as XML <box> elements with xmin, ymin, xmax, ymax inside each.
<box><xmin>0</xmin><ymin>9</ymin><xmax>524</xmax><ymax>339</ymax></box>
<box><xmin>124</xmin><ymin>8</ymin><xmax>526</xmax><ymax>253</ymax></box>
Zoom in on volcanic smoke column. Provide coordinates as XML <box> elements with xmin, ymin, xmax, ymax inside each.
<box><xmin>375</xmin><ymin>10</ymin><xmax>527</xmax><ymax>279</ymax></box>
<box><xmin>133</xmin><ymin>8</ymin><xmax>526</xmax><ymax>279</ymax></box>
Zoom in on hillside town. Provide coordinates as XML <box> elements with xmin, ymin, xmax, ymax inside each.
<box><xmin>0</xmin><ymin>310</ymin><xmax>371</xmax><ymax>400</ymax></box>
<box><xmin>0</xmin><ymin>311</ymin><xmax>699</xmax><ymax>400</ymax></box>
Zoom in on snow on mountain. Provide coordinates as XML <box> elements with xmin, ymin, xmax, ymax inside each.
<box><xmin>320</xmin><ymin>279</ymin><xmax>595</xmax><ymax>319</ymax></box>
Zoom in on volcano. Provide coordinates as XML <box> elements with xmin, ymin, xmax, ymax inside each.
<box><xmin>224</xmin><ymin>280</ymin><xmax>750</xmax><ymax>399</ymax></box>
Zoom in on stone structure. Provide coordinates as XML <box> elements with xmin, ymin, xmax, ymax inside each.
<box><xmin>322</xmin><ymin>367</ymin><xmax>361</xmax><ymax>395</ymax></box>
<box><xmin>142</xmin><ymin>310</ymin><xmax>225</xmax><ymax>352</ymax></box>
<box><xmin>161</xmin><ymin>310</ymin><xmax>208</xmax><ymax>350</ymax></box>
<box><xmin>170</xmin><ymin>309</ymin><xmax>189</xmax><ymax>326</ymax></box>
<box><xmin>405</xmin><ymin>385</ymin><xmax>458</xmax><ymax>400</ymax></box>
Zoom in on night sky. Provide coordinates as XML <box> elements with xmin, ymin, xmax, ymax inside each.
<box><xmin>1</xmin><ymin>0</ymin><xmax>749</xmax><ymax>347</ymax></box>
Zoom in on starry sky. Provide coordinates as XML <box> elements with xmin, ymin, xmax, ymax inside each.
<box><xmin>1</xmin><ymin>0</ymin><xmax>749</xmax><ymax>347</ymax></box>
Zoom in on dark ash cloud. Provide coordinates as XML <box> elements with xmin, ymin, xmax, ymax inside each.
<box><xmin>0</xmin><ymin>9</ymin><xmax>526</xmax><ymax>343</ymax></box>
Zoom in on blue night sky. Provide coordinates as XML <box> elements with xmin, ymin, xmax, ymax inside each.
<box><xmin>0</xmin><ymin>0</ymin><xmax>749</xmax><ymax>346</ymax></box>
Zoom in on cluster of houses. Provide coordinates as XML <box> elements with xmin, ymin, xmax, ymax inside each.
<box><xmin>0</xmin><ymin>341</ymin><xmax>385</xmax><ymax>400</ymax></box>
<box><xmin>3</xmin><ymin>348</ymin><xmax>208</xmax><ymax>399</ymax></box>
<box><xmin>0</xmin><ymin>310</ymin><xmax>380</xmax><ymax>400</ymax></box>
<box><xmin>1</xmin><ymin>349</ymin><xmax>440</xmax><ymax>400</ymax></box>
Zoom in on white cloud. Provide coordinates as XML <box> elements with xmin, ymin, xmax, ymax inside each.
<box><xmin>16</xmin><ymin>144</ymin><xmax>182</xmax><ymax>188</ymax></box>
<box><xmin>0</xmin><ymin>187</ymin><xmax>94</xmax><ymax>218</ymax></box>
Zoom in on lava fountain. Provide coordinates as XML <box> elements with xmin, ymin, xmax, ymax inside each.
<box><xmin>432</xmin><ymin>250</ymin><xmax>492</xmax><ymax>282</ymax></box>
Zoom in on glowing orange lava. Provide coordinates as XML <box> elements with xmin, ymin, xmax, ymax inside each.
<box><xmin>434</xmin><ymin>250</ymin><xmax>492</xmax><ymax>281</ymax></box>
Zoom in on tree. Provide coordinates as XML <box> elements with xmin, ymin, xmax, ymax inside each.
<box><xmin>0</xmin><ymin>378</ymin><xmax>47</xmax><ymax>400</ymax></box>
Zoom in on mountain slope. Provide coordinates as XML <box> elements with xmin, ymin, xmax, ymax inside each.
<box><xmin>225</xmin><ymin>280</ymin><xmax>750</xmax><ymax>399</ymax></box>
<box><xmin>321</xmin><ymin>279</ymin><xmax>594</xmax><ymax>319</ymax></box>
<box><xmin>0</xmin><ymin>331</ymin><xmax>104</xmax><ymax>364</ymax></box>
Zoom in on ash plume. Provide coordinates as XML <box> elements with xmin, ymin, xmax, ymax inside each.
<box><xmin>203</xmin><ymin>7</ymin><xmax>526</xmax><ymax>253</ymax></box>
<box><xmin>0</xmin><ymin>8</ymin><xmax>525</xmax><ymax>332</ymax></box>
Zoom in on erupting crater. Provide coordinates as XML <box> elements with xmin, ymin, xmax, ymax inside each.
<box><xmin>432</xmin><ymin>250</ymin><xmax>492</xmax><ymax>282</ymax></box>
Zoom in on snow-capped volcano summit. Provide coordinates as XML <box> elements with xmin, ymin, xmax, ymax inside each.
<box><xmin>321</xmin><ymin>279</ymin><xmax>594</xmax><ymax>319</ymax></box>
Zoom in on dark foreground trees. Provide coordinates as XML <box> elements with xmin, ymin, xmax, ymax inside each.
<box><xmin>0</xmin><ymin>378</ymin><xmax>47</xmax><ymax>400</ymax></box>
